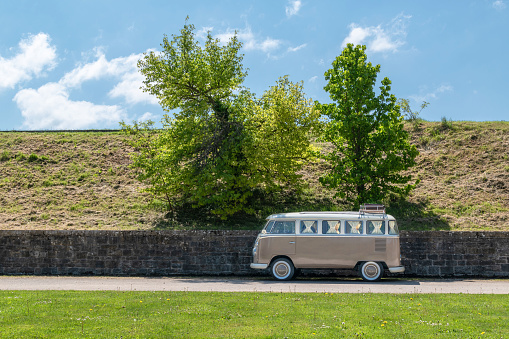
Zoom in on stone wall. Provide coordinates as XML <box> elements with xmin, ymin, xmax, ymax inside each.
<box><xmin>400</xmin><ymin>231</ymin><xmax>509</xmax><ymax>277</ymax></box>
<box><xmin>0</xmin><ymin>230</ymin><xmax>507</xmax><ymax>278</ymax></box>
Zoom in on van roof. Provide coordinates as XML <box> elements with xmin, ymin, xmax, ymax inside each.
<box><xmin>267</xmin><ymin>211</ymin><xmax>395</xmax><ymax>220</ymax></box>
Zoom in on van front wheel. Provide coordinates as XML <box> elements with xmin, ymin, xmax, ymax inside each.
<box><xmin>271</xmin><ymin>258</ymin><xmax>295</xmax><ymax>281</ymax></box>
<box><xmin>359</xmin><ymin>261</ymin><xmax>383</xmax><ymax>281</ymax></box>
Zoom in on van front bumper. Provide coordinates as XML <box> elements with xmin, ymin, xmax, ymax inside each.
<box><xmin>388</xmin><ymin>266</ymin><xmax>405</xmax><ymax>273</ymax></box>
<box><xmin>250</xmin><ymin>263</ymin><xmax>268</xmax><ymax>270</ymax></box>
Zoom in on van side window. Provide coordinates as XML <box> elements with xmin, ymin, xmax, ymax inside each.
<box><xmin>345</xmin><ymin>220</ymin><xmax>363</xmax><ymax>234</ymax></box>
<box><xmin>388</xmin><ymin>220</ymin><xmax>399</xmax><ymax>235</ymax></box>
<box><xmin>267</xmin><ymin>220</ymin><xmax>295</xmax><ymax>234</ymax></box>
<box><xmin>367</xmin><ymin>220</ymin><xmax>385</xmax><ymax>235</ymax></box>
<box><xmin>323</xmin><ymin>220</ymin><xmax>341</xmax><ymax>234</ymax></box>
<box><xmin>300</xmin><ymin>220</ymin><xmax>317</xmax><ymax>234</ymax></box>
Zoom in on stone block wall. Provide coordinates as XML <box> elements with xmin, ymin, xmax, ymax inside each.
<box><xmin>400</xmin><ymin>231</ymin><xmax>509</xmax><ymax>277</ymax></box>
<box><xmin>0</xmin><ymin>230</ymin><xmax>256</xmax><ymax>276</ymax></box>
<box><xmin>0</xmin><ymin>230</ymin><xmax>507</xmax><ymax>278</ymax></box>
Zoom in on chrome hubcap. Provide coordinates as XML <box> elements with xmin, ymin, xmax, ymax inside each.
<box><xmin>275</xmin><ymin>263</ymin><xmax>289</xmax><ymax>277</ymax></box>
<box><xmin>364</xmin><ymin>264</ymin><xmax>379</xmax><ymax>278</ymax></box>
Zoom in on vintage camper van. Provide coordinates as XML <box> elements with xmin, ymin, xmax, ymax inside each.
<box><xmin>250</xmin><ymin>204</ymin><xmax>404</xmax><ymax>281</ymax></box>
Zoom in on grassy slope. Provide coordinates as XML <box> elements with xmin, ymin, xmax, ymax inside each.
<box><xmin>0</xmin><ymin>132</ymin><xmax>157</xmax><ymax>230</ymax></box>
<box><xmin>397</xmin><ymin>120</ymin><xmax>508</xmax><ymax>231</ymax></box>
<box><xmin>0</xmin><ymin>121</ymin><xmax>507</xmax><ymax>231</ymax></box>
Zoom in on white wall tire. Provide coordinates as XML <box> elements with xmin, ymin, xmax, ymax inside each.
<box><xmin>270</xmin><ymin>258</ymin><xmax>295</xmax><ymax>281</ymax></box>
<box><xmin>359</xmin><ymin>261</ymin><xmax>383</xmax><ymax>281</ymax></box>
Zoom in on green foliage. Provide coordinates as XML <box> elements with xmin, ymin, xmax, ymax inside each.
<box><xmin>0</xmin><ymin>150</ymin><xmax>10</xmax><ymax>162</ymax></box>
<box><xmin>243</xmin><ymin>76</ymin><xmax>321</xmax><ymax>192</ymax></box>
<box><xmin>139</xmin><ymin>19</ymin><xmax>246</xmax><ymax>113</ymax></box>
<box><xmin>317</xmin><ymin>44</ymin><xmax>419</xmax><ymax>207</ymax></box>
<box><xmin>123</xmin><ymin>21</ymin><xmax>319</xmax><ymax>219</ymax></box>
<box><xmin>15</xmin><ymin>151</ymin><xmax>27</xmax><ymax>161</ymax></box>
<box><xmin>398</xmin><ymin>98</ymin><xmax>428</xmax><ymax>131</ymax></box>
<box><xmin>398</xmin><ymin>98</ymin><xmax>429</xmax><ymax>122</ymax></box>
<box><xmin>28</xmin><ymin>153</ymin><xmax>39</xmax><ymax>162</ymax></box>
<box><xmin>439</xmin><ymin>116</ymin><xmax>454</xmax><ymax>131</ymax></box>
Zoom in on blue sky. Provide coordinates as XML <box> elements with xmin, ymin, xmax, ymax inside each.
<box><xmin>0</xmin><ymin>0</ymin><xmax>508</xmax><ymax>130</ymax></box>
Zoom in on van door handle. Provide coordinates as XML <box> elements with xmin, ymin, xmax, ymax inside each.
<box><xmin>289</xmin><ymin>241</ymin><xmax>295</xmax><ymax>244</ymax></box>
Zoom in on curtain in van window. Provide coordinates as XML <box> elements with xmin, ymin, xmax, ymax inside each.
<box><xmin>345</xmin><ymin>221</ymin><xmax>362</xmax><ymax>234</ymax></box>
<box><xmin>388</xmin><ymin>220</ymin><xmax>399</xmax><ymax>235</ymax></box>
<box><xmin>301</xmin><ymin>220</ymin><xmax>317</xmax><ymax>234</ymax></box>
<box><xmin>367</xmin><ymin>220</ymin><xmax>385</xmax><ymax>234</ymax></box>
<box><xmin>323</xmin><ymin>220</ymin><xmax>341</xmax><ymax>234</ymax></box>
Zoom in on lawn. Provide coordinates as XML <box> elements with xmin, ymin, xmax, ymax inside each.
<box><xmin>0</xmin><ymin>290</ymin><xmax>507</xmax><ymax>338</ymax></box>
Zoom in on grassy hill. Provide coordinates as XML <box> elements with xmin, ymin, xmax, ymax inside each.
<box><xmin>0</xmin><ymin>121</ymin><xmax>507</xmax><ymax>231</ymax></box>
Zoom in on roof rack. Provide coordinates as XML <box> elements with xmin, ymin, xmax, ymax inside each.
<box><xmin>359</xmin><ymin>204</ymin><xmax>386</xmax><ymax>216</ymax></box>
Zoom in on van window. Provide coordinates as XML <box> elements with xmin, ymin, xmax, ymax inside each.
<box><xmin>300</xmin><ymin>220</ymin><xmax>317</xmax><ymax>234</ymax></box>
<box><xmin>367</xmin><ymin>220</ymin><xmax>385</xmax><ymax>235</ymax></box>
<box><xmin>345</xmin><ymin>220</ymin><xmax>363</xmax><ymax>234</ymax></box>
<box><xmin>388</xmin><ymin>220</ymin><xmax>399</xmax><ymax>235</ymax></box>
<box><xmin>266</xmin><ymin>220</ymin><xmax>295</xmax><ymax>234</ymax></box>
<box><xmin>323</xmin><ymin>220</ymin><xmax>341</xmax><ymax>234</ymax></box>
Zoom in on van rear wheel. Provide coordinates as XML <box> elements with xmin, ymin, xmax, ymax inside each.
<box><xmin>270</xmin><ymin>258</ymin><xmax>295</xmax><ymax>281</ymax></box>
<box><xmin>359</xmin><ymin>261</ymin><xmax>383</xmax><ymax>281</ymax></box>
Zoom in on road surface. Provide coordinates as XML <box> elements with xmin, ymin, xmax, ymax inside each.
<box><xmin>0</xmin><ymin>276</ymin><xmax>507</xmax><ymax>294</ymax></box>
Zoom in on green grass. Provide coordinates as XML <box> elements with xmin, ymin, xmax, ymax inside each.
<box><xmin>0</xmin><ymin>290</ymin><xmax>507</xmax><ymax>338</ymax></box>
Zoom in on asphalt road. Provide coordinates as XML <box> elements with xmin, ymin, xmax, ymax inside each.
<box><xmin>0</xmin><ymin>276</ymin><xmax>507</xmax><ymax>294</ymax></box>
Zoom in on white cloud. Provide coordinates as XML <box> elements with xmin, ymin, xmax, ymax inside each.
<box><xmin>258</xmin><ymin>38</ymin><xmax>281</xmax><ymax>52</ymax></box>
<box><xmin>0</xmin><ymin>33</ymin><xmax>57</xmax><ymax>89</ymax></box>
<box><xmin>14</xmin><ymin>46</ymin><xmax>157</xmax><ymax>130</ymax></box>
<box><xmin>14</xmin><ymin>82</ymin><xmax>125</xmax><ymax>130</ymax></box>
<box><xmin>409</xmin><ymin>84</ymin><xmax>453</xmax><ymax>103</ymax></box>
<box><xmin>109</xmin><ymin>70</ymin><xmax>158</xmax><ymax>105</ymax></box>
<box><xmin>60</xmin><ymin>50</ymin><xmax>157</xmax><ymax>106</ymax></box>
<box><xmin>215</xmin><ymin>26</ymin><xmax>282</xmax><ymax>54</ymax></box>
<box><xmin>196</xmin><ymin>26</ymin><xmax>214</xmax><ymax>40</ymax></box>
<box><xmin>308</xmin><ymin>76</ymin><xmax>318</xmax><ymax>83</ymax></box>
<box><xmin>342</xmin><ymin>13</ymin><xmax>412</xmax><ymax>53</ymax></box>
<box><xmin>493</xmin><ymin>0</ymin><xmax>506</xmax><ymax>10</ymax></box>
<box><xmin>343</xmin><ymin>25</ymin><xmax>373</xmax><ymax>47</ymax></box>
<box><xmin>286</xmin><ymin>0</ymin><xmax>302</xmax><ymax>17</ymax></box>
<box><xmin>287</xmin><ymin>44</ymin><xmax>307</xmax><ymax>53</ymax></box>
<box><xmin>137</xmin><ymin>112</ymin><xmax>157</xmax><ymax>122</ymax></box>
<box><xmin>60</xmin><ymin>50</ymin><xmax>111</xmax><ymax>88</ymax></box>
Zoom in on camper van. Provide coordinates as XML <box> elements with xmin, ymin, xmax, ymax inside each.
<box><xmin>250</xmin><ymin>204</ymin><xmax>404</xmax><ymax>281</ymax></box>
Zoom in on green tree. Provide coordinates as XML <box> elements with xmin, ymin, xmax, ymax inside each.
<box><xmin>317</xmin><ymin>44</ymin><xmax>419</xmax><ymax>207</ymax></box>
<box><xmin>398</xmin><ymin>98</ymin><xmax>429</xmax><ymax>122</ymax></box>
<box><xmin>398</xmin><ymin>98</ymin><xmax>429</xmax><ymax>131</ymax></box>
<box><xmin>244</xmin><ymin>76</ymin><xmax>320</xmax><ymax>192</ymax></box>
<box><xmin>122</xmin><ymin>21</ymin><xmax>319</xmax><ymax>218</ymax></box>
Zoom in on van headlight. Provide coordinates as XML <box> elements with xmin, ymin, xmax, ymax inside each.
<box><xmin>253</xmin><ymin>238</ymin><xmax>259</xmax><ymax>257</ymax></box>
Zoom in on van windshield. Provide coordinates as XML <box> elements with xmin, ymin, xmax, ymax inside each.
<box><xmin>263</xmin><ymin>220</ymin><xmax>295</xmax><ymax>234</ymax></box>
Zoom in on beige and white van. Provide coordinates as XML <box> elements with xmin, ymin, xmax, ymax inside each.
<box><xmin>250</xmin><ymin>204</ymin><xmax>404</xmax><ymax>281</ymax></box>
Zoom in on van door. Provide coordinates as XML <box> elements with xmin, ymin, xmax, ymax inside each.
<box><xmin>266</xmin><ymin>235</ymin><xmax>296</xmax><ymax>256</ymax></box>
<box><xmin>294</xmin><ymin>219</ymin><xmax>322</xmax><ymax>267</ymax></box>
